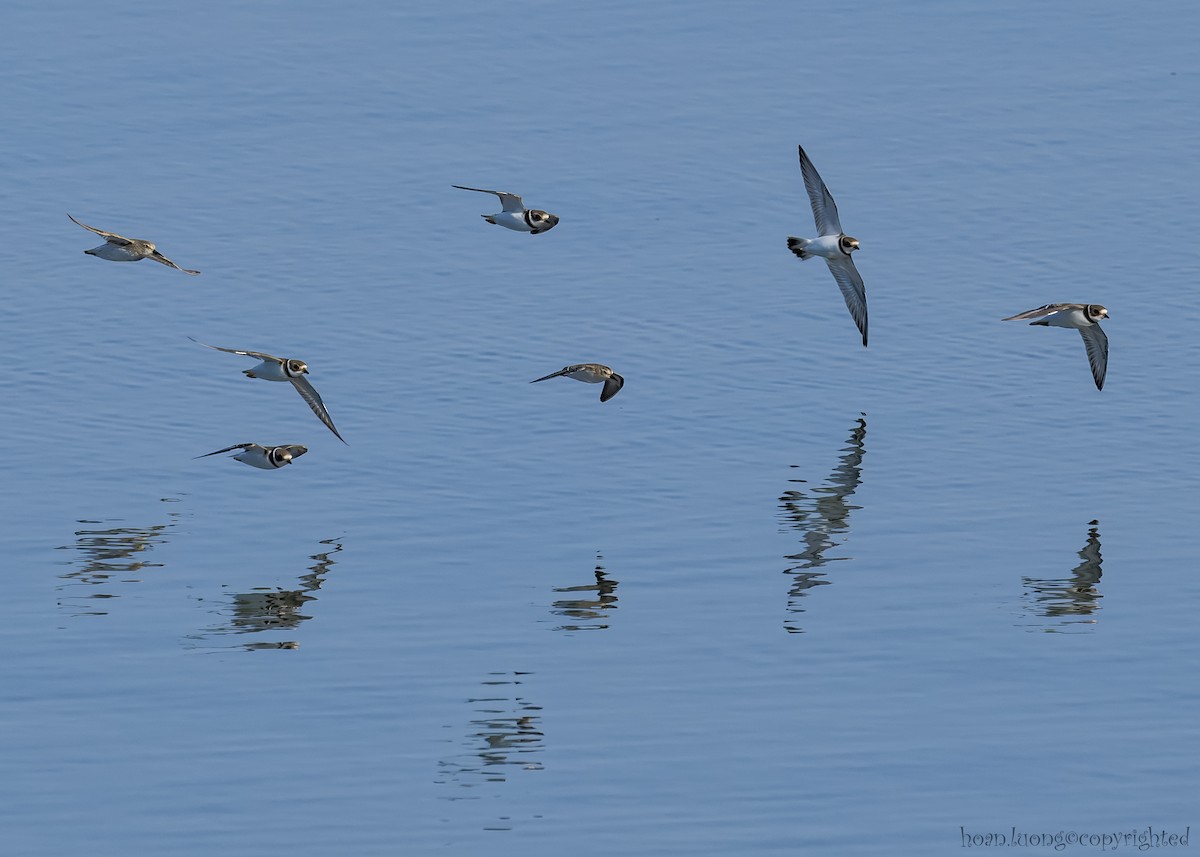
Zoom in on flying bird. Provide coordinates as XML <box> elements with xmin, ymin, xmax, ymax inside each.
<box><xmin>196</xmin><ymin>443</ymin><xmax>308</xmax><ymax>470</ymax></box>
<box><xmin>1002</xmin><ymin>303</ymin><xmax>1110</xmax><ymax>390</ymax></box>
<box><xmin>452</xmin><ymin>185</ymin><xmax>559</xmax><ymax>234</ymax></box>
<box><xmin>531</xmin><ymin>364</ymin><xmax>624</xmax><ymax>402</ymax></box>
<box><xmin>68</xmin><ymin>213</ymin><xmax>199</xmax><ymax>275</ymax></box>
<box><xmin>786</xmin><ymin>146</ymin><xmax>867</xmax><ymax>346</ymax></box>
<box><xmin>191</xmin><ymin>338</ymin><xmax>347</xmax><ymax>442</ymax></box>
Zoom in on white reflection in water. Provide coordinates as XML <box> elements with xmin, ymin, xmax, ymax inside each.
<box><xmin>778</xmin><ymin>415</ymin><xmax>867</xmax><ymax>634</ymax></box>
<box><xmin>550</xmin><ymin>553</ymin><xmax>618</xmax><ymax>632</ymax></box>
<box><xmin>1020</xmin><ymin>520</ymin><xmax>1104</xmax><ymax>633</ymax></box>
<box><xmin>189</xmin><ymin>537</ymin><xmax>342</xmax><ymax>650</ymax></box>
<box><xmin>55</xmin><ymin>501</ymin><xmax>183</xmax><ymax>617</ymax></box>
<box><xmin>436</xmin><ymin>671</ymin><xmax>544</xmax><ymax>816</ymax></box>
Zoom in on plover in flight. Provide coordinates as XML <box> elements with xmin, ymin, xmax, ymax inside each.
<box><xmin>452</xmin><ymin>185</ymin><xmax>559</xmax><ymax>234</ymax></box>
<box><xmin>531</xmin><ymin>364</ymin><xmax>624</xmax><ymax>402</ymax></box>
<box><xmin>1002</xmin><ymin>304</ymin><xmax>1110</xmax><ymax>391</ymax></box>
<box><xmin>196</xmin><ymin>443</ymin><xmax>308</xmax><ymax>470</ymax></box>
<box><xmin>191</xmin><ymin>339</ymin><xmax>347</xmax><ymax>442</ymax></box>
<box><xmin>68</xmin><ymin>213</ymin><xmax>200</xmax><ymax>275</ymax></box>
<box><xmin>786</xmin><ymin>146</ymin><xmax>867</xmax><ymax>346</ymax></box>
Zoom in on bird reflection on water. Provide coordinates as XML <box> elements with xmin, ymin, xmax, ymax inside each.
<box><xmin>1020</xmin><ymin>520</ymin><xmax>1104</xmax><ymax>632</ymax></box>
<box><xmin>778</xmin><ymin>415</ymin><xmax>867</xmax><ymax>634</ymax></box>
<box><xmin>551</xmin><ymin>553</ymin><xmax>619</xmax><ymax>632</ymax></box>
<box><xmin>436</xmin><ymin>671</ymin><xmax>544</xmax><ymax>822</ymax></box>
<box><xmin>56</xmin><ymin>505</ymin><xmax>181</xmax><ymax>616</ymax></box>
<box><xmin>192</xmin><ymin>537</ymin><xmax>342</xmax><ymax>649</ymax></box>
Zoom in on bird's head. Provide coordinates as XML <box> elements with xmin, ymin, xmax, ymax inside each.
<box><xmin>529</xmin><ymin>210</ymin><xmax>559</xmax><ymax>233</ymax></box>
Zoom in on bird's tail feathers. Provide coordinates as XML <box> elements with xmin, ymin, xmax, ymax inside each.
<box><xmin>482</xmin><ymin>215</ymin><xmax>496</xmax><ymax>225</ymax></box>
<box><xmin>786</xmin><ymin>237</ymin><xmax>812</xmax><ymax>260</ymax></box>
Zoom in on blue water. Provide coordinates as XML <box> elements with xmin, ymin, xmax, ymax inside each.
<box><xmin>2</xmin><ymin>2</ymin><xmax>1198</xmax><ymax>854</ymax></box>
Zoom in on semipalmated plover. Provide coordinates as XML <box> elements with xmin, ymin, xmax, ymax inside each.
<box><xmin>531</xmin><ymin>364</ymin><xmax>624</xmax><ymax>402</ymax></box>
<box><xmin>191</xmin><ymin>339</ymin><xmax>346</xmax><ymax>442</ymax></box>
<box><xmin>786</xmin><ymin>146</ymin><xmax>867</xmax><ymax>346</ymax></box>
<box><xmin>68</xmin><ymin>213</ymin><xmax>199</xmax><ymax>275</ymax></box>
<box><xmin>1002</xmin><ymin>304</ymin><xmax>1110</xmax><ymax>391</ymax></box>
<box><xmin>196</xmin><ymin>443</ymin><xmax>308</xmax><ymax>470</ymax></box>
<box><xmin>452</xmin><ymin>185</ymin><xmax>559</xmax><ymax>234</ymax></box>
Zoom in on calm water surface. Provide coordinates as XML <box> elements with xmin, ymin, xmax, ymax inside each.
<box><xmin>2</xmin><ymin>2</ymin><xmax>1198</xmax><ymax>855</ymax></box>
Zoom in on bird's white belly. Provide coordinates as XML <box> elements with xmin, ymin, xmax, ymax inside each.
<box><xmin>491</xmin><ymin>211</ymin><xmax>532</xmax><ymax>232</ymax></box>
<box><xmin>88</xmin><ymin>244</ymin><xmax>142</xmax><ymax>262</ymax></box>
<box><xmin>568</xmin><ymin>370</ymin><xmax>604</xmax><ymax>383</ymax></box>
<box><xmin>1043</xmin><ymin>310</ymin><xmax>1087</xmax><ymax>330</ymax></box>
<box><xmin>234</xmin><ymin>450</ymin><xmax>275</xmax><ymax>469</ymax></box>
<box><xmin>247</xmin><ymin>361</ymin><xmax>290</xmax><ymax>381</ymax></box>
<box><xmin>804</xmin><ymin>234</ymin><xmax>844</xmax><ymax>260</ymax></box>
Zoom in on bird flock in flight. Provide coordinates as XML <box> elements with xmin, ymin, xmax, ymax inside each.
<box><xmin>68</xmin><ymin>144</ymin><xmax>1109</xmax><ymax>468</ymax></box>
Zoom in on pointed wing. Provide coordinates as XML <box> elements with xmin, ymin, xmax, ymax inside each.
<box><xmin>531</xmin><ymin>367</ymin><xmax>572</xmax><ymax>383</ymax></box>
<box><xmin>600</xmin><ymin>373</ymin><xmax>624</xmax><ymax>402</ymax></box>
<box><xmin>189</xmin><ymin>337</ymin><xmax>282</xmax><ymax>363</ymax></box>
<box><xmin>798</xmin><ymin>146</ymin><xmax>843</xmax><ymax>237</ymax></box>
<box><xmin>452</xmin><ymin>185</ymin><xmax>526</xmax><ymax>212</ymax></box>
<box><xmin>147</xmin><ymin>249</ymin><xmax>200</xmax><ymax>275</ymax></box>
<box><xmin>1078</xmin><ymin>324</ymin><xmax>1108</xmax><ymax>391</ymax></box>
<box><xmin>1001</xmin><ymin>303</ymin><xmax>1083</xmax><ymax>322</ymax></box>
<box><xmin>824</xmin><ymin>256</ymin><xmax>869</xmax><ymax>347</ymax></box>
<box><xmin>290</xmin><ymin>375</ymin><xmax>347</xmax><ymax>443</ymax></box>
<box><xmin>68</xmin><ymin>213</ymin><xmax>133</xmax><ymax>246</ymax></box>
<box><xmin>196</xmin><ymin>442</ymin><xmax>257</xmax><ymax>459</ymax></box>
